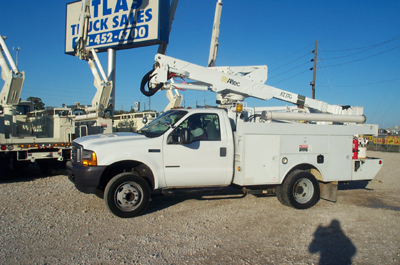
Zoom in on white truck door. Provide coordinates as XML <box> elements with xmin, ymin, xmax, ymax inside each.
<box><xmin>163</xmin><ymin>113</ymin><xmax>230</xmax><ymax>187</ymax></box>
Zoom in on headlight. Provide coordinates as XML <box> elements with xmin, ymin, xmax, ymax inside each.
<box><xmin>82</xmin><ymin>149</ymin><xmax>97</xmax><ymax>166</ymax></box>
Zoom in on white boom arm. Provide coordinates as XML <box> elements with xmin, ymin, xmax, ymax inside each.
<box><xmin>164</xmin><ymin>84</ymin><xmax>183</xmax><ymax>112</ymax></box>
<box><xmin>0</xmin><ymin>35</ymin><xmax>25</xmax><ymax>106</ymax></box>
<box><xmin>156</xmin><ymin>0</ymin><xmax>183</xmax><ymax>112</ymax></box>
<box><xmin>208</xmin><ymin>0</ymin><xmax>222</xmax><ymax>67</ymax></box>
<box><xmin>141</xmin><ymin>53</ymin><xmax>363</xmax><ymax>115</ymax></box>
<box><xmin>73</xmin><ymin>0</ymin><xmax>112</xmax><ymax>113</ymax></box>
<box><xmin>74</xmin><ymin>0</ymin><xmax>91</xmax><ymax>60</ymax></box>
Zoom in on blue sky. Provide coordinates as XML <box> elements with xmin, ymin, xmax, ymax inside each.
<box><xmin>1</xmin><ymin>0</ymin><xmax>399</xmax><ymax>128</ymax></box>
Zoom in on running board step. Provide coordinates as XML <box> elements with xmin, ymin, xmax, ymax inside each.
<box><xmin>162</xmin><ymin>187</ymin><xmax>226</xmax><ymax>196</ymax></box>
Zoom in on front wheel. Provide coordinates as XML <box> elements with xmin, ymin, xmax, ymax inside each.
<box><xmin>104</xmin><ymin>172</ymin><xmax>150</xmax><ymax>218</ymax></box>
<box><xmin>275</xmin><ymin>170</ymin><xmax>320</xmax><ymax>209</ymax></box>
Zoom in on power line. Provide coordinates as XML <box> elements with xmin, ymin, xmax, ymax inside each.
<box><xmin>269</xmin><ymin>44</ymin><xmax>312</xmax><ymax>65</ymax></box>
<box><xmin>322</xmin><ymin>45</ymin><xmax>385</xmax><ymax>60</ymax></box>
<box><xmin>269</xmin><ymin>53</ymin><xmax>310</xmax><ymax>73</ymax></box>
<box><xmin>320</xmin><ymin>34</ymin><xmax>400</xmax><ymax>52</ymax></box>
<box><xmin>320</xmin><ymin>45</ymin><xmax>400</xmax><ymax>68</ymax></box>
<box><xmin>376</xmin><ymin>92</ymin><xmax>400</xmax><ymax>125</ymax></box>
<box><xmin>266</xmin><ymin>45</ymin><xmax>315</xmax><ymax>86</ymax></box>
<box><xmin>370</xmin><ymin>65</ymin><xmax>400</xmax><ymax>122</ymax></box>
<box><xmin>270</xmin><ymin>69</ymin><xmax>310</xmax><ymax>86</ymax></box>
<box><xmin>269</xmin><ymin>60</ymin><xmax>311</xmax><ymax>80</ymax></box>
<box><xmin>318</xmin><ymin>77</ymin><xmax>400</xmax><ymax>88</ymax></box>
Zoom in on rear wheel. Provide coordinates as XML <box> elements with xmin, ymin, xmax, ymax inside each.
<box><xmin>38</xmin><ymin>161</ymin><xmax>53</xmax><ymax>175</ymax></box>
<box><xmin>275</xmin><ymin>170</ymin><xmax>320</xmax><ymax>209</ymax></box>
<box><xmin>0</xmin><ymin>158</ymin><xmax>12</xmax><ymax>178</ymax></box>
<box><xmin>104</xmin><ymin>172</ymin><xmax>150</xmax><ymax>218</ymax></box>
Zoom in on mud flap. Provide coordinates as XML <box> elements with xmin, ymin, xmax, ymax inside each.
<box><xmin>319</xmin><ymin>181</ymin><xmax>338</xmax><ymax>202</ymax></box>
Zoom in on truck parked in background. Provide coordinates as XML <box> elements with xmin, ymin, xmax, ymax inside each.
<box><xmin>112</xmin><ymin>111</ymin><xmax>158</xmax><ymax>132</ymax></box>
<box><xmin>0</xmin><ymin>35</ymin><xmax>75</xmax><ymax>175</ymax></box>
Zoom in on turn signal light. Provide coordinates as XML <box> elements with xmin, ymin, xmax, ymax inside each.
<box><xmin>82</xmin><ymin>151</ymin><xmax>98</xmax><ymax>166</ymax></box>
<box><xmin>235</xmin><ymin>103</ymin><xmax>243</xmax><ymax>112</ymax></box>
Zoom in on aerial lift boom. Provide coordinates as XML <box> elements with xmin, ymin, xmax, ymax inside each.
<box><xmin>73</xmin><ymin>0</ymin><xmax>112</xmax><ymax>120</ymax></box>
<box><xmin>208</xmin><ymin>0</ymin><xmax>222</xmax><ymax>67</ymax></box>
<box><xmin>141</xmin><ymin>0</ymin><xmax>363</xmax><ymax>122</ymax></box>
<box><xmin>142</xmin><ymin>53</ymin><xmax>364</xmax><ymax>117</ymax></box>
<box><xmin>158</xmin><ymin>0</ymin><xmax>183</xmax><ymax>111</ymax></box>
<box><xmin>0</xmin><ymin>35</ymin><xmax>25</xmax><ymax>106</ymax></box>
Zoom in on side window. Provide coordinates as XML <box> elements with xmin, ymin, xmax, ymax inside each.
<box><xmin>204</xmin><ymin>114</ymin><xmax>221</xmax><ymax>141</ymax></box>
<box><xmin>16</xmin><ymin>105</ymin><xmax>30</xmax><ymax>115</ymax></box>
<box><xmin>167</xmin><ymin>113</ymin><xmax>221</xmax><ymax>144</ymax></box>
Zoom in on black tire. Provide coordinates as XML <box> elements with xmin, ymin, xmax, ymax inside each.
<box><xmin>0</xmin><ymin>158</ymin><xmax>12</xmax><ymax>179</ymax></box>
<box><xmin>38</xmin><ymin>161</ymin><xmax>52</xmax><ymax>175</ymax></box>
<box><xmin>104</xmin><ymin>172</ymin><xmax>150</xmax><ymax>218</ymax></box>
<box><xmin>275</xmin><ymin>170</ymin><xmax>320</xmax><ymax>209</ymax></box>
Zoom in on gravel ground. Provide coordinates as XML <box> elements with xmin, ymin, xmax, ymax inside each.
<box><xmin>0</xmin><ymin>150</ymin><xmax>399</xmax><ymax>264</ymax></box>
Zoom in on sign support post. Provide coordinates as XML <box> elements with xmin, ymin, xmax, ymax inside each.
<box><xmin>107</xmin><ymin>48</ymin><xmax>116</xmax><ymax>115</ymax></box>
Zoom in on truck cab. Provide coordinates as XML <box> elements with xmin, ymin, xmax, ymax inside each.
<box><xmin>67</xmin><ymin>108</ymin><xmax>235</xmax><ymax>217</ymax></box>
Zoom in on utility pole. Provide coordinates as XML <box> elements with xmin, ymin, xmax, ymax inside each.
<box><xmin>310</xmin><ymin>40</ymin><xmax>318</xmax><ymax>99</ymax></box>
<box><xmin>107</xmin><ymin>48</ymin><xmax>116</xmax><ymax>116</ymax></box>
<box><xmin>13</xmin><ymin>47</ymin><xmax>21</xmax><ymax>67</ymax></box>
<box><xmin>148</xmin><ymin>97</ymin><xmax>151</xmax><ymax>111</ymax></box>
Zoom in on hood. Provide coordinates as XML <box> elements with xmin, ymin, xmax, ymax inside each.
<box><xmin>74</xmin><ymin>132</ymin><xmax>146</xmax><ymax>149</ymax></box>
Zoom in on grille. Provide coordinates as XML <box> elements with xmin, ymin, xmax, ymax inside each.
<box><xmin>71</xmin><ymin>142</ymin><xmax>82</xmax><ymax>164</ymax></box>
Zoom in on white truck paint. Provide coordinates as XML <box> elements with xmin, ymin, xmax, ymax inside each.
<box><xmin>67</xmin><ymin>107</ymin><xmax>382</xmax><ymax>218</ymax></box>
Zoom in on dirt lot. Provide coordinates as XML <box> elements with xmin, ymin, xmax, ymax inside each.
<box><xmin>0</xmin><ymin>150</ymin><xmax>399</xmax><ymax>264</ymax></box>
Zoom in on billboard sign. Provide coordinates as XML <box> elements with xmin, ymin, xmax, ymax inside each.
<box><xmin>65</xmin><ymin>0</ymin><xmax>169</xmax><ymax>54</ymax></box>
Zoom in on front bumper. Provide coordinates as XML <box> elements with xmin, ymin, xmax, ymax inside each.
<box><xmin>66</xmin><ymin>161</ymin><xmax>106</xmax><ymax>194</ymax></box>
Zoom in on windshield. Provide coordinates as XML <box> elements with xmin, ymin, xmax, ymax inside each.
<box><xmin>138</xmin><ymin>110</ymin><xmax>187</xmax><ymax>137</ymax></box>
<box><xmin>16</xmin><ymin>105</ymin><xmax>31</xmax><ymax>115</ymax></box>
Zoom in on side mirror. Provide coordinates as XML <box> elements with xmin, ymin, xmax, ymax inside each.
<box><xmin>142</xmin><ymin>117</ymin><xmax>148</xmax><ymax>124</ymax></box>
<box><xmin>179</xmin><ymin>128</ymin><xmax>191</xmax><ymax>145</ymax></box>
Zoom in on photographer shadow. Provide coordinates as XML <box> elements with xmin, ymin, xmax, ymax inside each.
<box><xmin>309</xmin><ymin>219</ymin><xmax>356</xmax><ymax>265</ymax></box>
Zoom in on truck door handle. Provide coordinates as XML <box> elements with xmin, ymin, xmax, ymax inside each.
<box><xmin>220</xmin><ymin>147</ymin><xmax>227</xmax><ymax>157</ymax></box>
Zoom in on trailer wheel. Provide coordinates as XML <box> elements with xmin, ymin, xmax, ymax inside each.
<box><xmin>0</xmin><ymin>158</ymin><xmax>11</xmax><ymax>178</ymax></box>
<box><xmin>38</xmin><ymin>161</ymin><xmax>53</xmax><ymax>175</ymax></box>
<box><xmin>104</xmin><ymin>172</ymin><xmax>150</xmax><ymax>218</ymax></box>
<box><xmin>275</xmin><ymin>170</ymin><xmax>320</xmax><ymax>209</ymax></box>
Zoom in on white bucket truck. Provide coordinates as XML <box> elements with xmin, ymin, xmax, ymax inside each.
<box><xmin>0</xmin><ymin>35</ymin><xmax>74</xmax><ymax>175</ymax></box>
<box><xmin>67</xmin><ymin>54</ymin><xmax>382</xmax><ymax>218</ymax></box>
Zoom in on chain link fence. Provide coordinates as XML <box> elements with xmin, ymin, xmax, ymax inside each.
<box><xmin>364</xmin><ymin>135</ymin><xmax>400</xmax><ymax>152</ymax></box>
